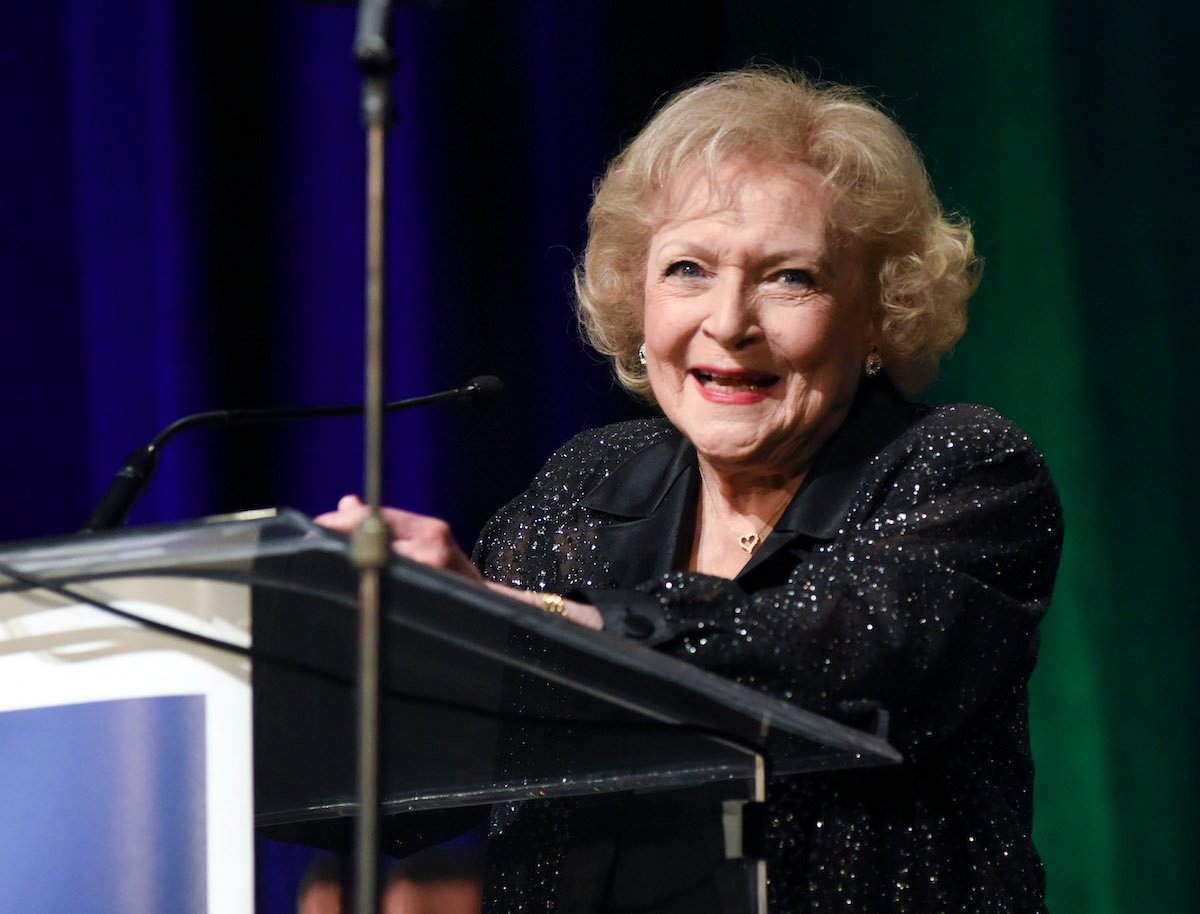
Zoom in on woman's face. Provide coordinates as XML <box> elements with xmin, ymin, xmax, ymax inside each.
<box><xmin>642</xmin><ymin>159</ymin><xmax>876</xmax><ymax>481</ymax></box>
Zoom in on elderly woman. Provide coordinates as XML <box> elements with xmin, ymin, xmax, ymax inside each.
<box><xmin>320</xmin><ymin>68</ymin><xmax>1063</xmax><ymax>914</ymax></box>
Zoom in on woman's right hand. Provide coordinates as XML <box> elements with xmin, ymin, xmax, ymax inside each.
<box><xmin>314</xmin><ymin>495</ymin><xmax>603</xmax><ymax>631</ymax></box>
<box><xmin>314</xmin><ymin>494</ymin><xmax>484</xmax><ymax>584</ymax></box>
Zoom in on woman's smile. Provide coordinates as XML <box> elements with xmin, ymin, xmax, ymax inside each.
<box><xmin>690</xmin><ymin>366</ymin><xmax>780</xmax><ymax>402</ymax></box>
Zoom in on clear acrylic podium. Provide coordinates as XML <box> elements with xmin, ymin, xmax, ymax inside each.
<box><xmin>0</xmin><ymin>509</ymin><xmax>900</xmax><ymax>913</ymax></box>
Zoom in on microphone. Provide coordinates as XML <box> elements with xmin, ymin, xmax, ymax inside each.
<box><xmin>82</xmin><ymin>376</ymin><xmax>505</xmax><ymax>533</ymax></box>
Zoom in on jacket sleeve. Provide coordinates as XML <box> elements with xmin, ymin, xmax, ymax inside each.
<box><xmin>633</xmin><ymin>413</ymin><xmax>1063</xmax><ymax>759</ymax></box>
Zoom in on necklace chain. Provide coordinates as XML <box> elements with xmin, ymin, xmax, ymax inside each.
<box><xmin>698</xmin><ymin>471</ymin><xmax>795</xmax><ymax>555</ymax></box>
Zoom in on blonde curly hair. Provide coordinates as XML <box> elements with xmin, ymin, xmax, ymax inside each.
<box><xmin>576</xmin><ymin>67</ymin><xmax>979</xmax><ymax>397</ymax></box>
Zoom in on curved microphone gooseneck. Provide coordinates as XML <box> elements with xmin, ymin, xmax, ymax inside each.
<box><xmin>81</xmin><ymin>375</ymin><xmax>504</xmax><ymax>532</ymax></box>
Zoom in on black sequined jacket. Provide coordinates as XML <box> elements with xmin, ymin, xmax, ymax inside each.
<box><xmin>473</xmin><ymin>377</ymin><xmax>1064</xmax><ymax>914</ymax></box>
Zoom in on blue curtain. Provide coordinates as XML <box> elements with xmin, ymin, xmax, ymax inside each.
<box><xmin>2</xmin><ymin>2</ymin><xmax>1197</xmax><ymax>912</ymax></box>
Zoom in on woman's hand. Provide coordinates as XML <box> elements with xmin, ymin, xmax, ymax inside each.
<box><xmin>314</xmin><ymin>495</ymin><xmax>602</xmax><ymax>631</ymax></box>
<box><xmin>315</xmin><ymin>494</ymin><xmax>483</xmax><ymax>582</ymax></box>
<box><xmin>487</xmin><ymin>583</ymin><xmax>604</xmax><ymax>631</ymax></box>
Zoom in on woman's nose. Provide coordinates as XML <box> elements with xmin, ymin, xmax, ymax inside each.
<box><xmin>702</xmin><ymin>277</ymin><xmax>760</xmax><ymax>347</ymax></box>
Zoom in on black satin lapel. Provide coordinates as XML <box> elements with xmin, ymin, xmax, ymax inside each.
<box><xmin>582</xmin><ymin>429</ymin><xmax>697</xmax><ymax>587</ymax></box>
<box><xmin>593</xmin><ymin>467</ymin><xmax>695</xmax><ymax>585</ymax></box>
<box><xmin>580</xmin><ymin>430</ymin><xmax>684</xmax><ymax>517</ymax></box>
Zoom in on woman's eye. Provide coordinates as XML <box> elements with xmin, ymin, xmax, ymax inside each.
<box><xmin>776</xmin><ymin>269</ymin><xmax>814</xmax><ymax>287</ymax></box>
<box><xmin>665</xmin><ymin>260</ymin><xmax>703</xmax><ymax>279</ymax></box>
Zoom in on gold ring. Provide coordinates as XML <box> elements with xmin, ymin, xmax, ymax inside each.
<box><xmin>533</xmin><ymin>591</ymin><xmax>568</xmax><ymax>616</ymax></box>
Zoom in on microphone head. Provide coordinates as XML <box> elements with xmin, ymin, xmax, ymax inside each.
<box><xmin>465</xmin><ymin>375</ymin><xmax>505</xmax><ymax>405</ymax></box>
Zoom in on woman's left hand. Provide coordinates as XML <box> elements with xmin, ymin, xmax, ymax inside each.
<box><xmin>314</xmin><ymin>495</ymin><xmax>603</xmax><ymax>631</ymax></box>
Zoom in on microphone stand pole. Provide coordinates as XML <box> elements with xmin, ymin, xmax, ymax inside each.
<box><xmin>351</xmin><ymin>4</ymin><xmax>394</xmax><ymax>914</ymax></box>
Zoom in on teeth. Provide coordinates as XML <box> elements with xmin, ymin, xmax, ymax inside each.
<box><xmin>697</xmin><ymin>371</ymin><xmax>774</xmax><ymax>391</ymax></box>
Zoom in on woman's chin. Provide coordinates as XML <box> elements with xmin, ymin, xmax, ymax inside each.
<box><xmin>689</xmin><ymin>433</ymin><xmax>790</xmax><ymax>476</ymax></box>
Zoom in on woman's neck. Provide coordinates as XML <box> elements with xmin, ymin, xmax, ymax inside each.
<box><xmin>688</xmin><ymin>459</ymin><xmax>806</xmax><ymax>578</ymax></box>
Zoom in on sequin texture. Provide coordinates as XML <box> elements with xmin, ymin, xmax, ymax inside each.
<box><xmin>474</xmin><ymin>390</ymin><xmax>1063</xmax><ymax>913</ymax></box>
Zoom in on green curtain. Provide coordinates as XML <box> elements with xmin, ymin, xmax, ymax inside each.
<box><xmin>724</xmin><ymin>1</ymin><xmax>1199</xmax><ymax>910</ymax></box>
<box><xmin>932</xmin><ymin>5</ymin><xmax>1197</xmax><ymax>911</ymax></box>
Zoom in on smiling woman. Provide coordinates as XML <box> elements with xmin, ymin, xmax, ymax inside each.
<box><xmin>318</xmin><ymin>67</ymin><xmax>1063</xmax><ymax>914</ymax></box>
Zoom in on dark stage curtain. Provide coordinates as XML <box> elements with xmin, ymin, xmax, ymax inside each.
<box><xmin>2</xmin><ymin>2</ymin><xmax>1197</xmax><ymax>912</ymax></box>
